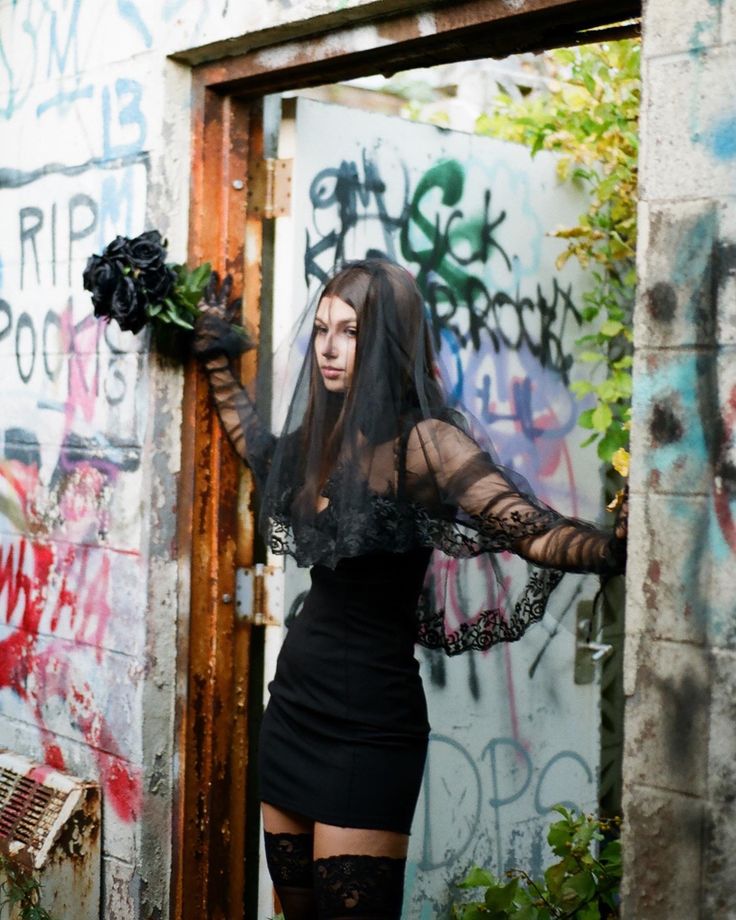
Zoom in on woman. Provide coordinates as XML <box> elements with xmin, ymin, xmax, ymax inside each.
<box><xmin>193</xmin><ymin>259</ymin><xmax>627</xmax><ymax>920</ymax></box>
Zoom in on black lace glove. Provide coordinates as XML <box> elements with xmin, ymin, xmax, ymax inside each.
<box><xmin>192</xmin><ymin>271</ymin><xmax>255</xmax><ymax>363</ymax></box>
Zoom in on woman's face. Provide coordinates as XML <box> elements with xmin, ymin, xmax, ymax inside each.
<box><xmin>313</xmin><ymin>295</ymin><xmax>358</xmax><ymax>393</ymax></box>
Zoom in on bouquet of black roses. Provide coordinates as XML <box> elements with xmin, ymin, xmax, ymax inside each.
<box><xmin>83</xmin><ymin>231</ymin><xmax>245</xmax><ymax>353</ymax></box>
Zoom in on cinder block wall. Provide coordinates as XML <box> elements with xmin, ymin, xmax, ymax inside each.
<box><xmin>623</xmin><ymin>1</ymin><xmax>736</xmax><ymax>916</ymax></box>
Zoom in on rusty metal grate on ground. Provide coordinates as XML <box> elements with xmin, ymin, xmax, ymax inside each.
<box><xmin>0</xmin><ymin>767</ymin><xmax>66</xmax><ymax>855</ymax></box>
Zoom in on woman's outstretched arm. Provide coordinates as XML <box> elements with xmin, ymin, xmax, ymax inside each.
<box><xmin>405</xmin><ymin>417</ymin><xmax>626</xmax><ymax>575</ymax></box>
<box><xmin>192</xmin><ymin>274</ymin><xmax>276</xmax><ymax>483</ymax></box>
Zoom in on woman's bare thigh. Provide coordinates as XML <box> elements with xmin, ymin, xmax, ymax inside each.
<box><xmin>262</xmin><ymin>803</ymin><xmax>314</xmax><ymax>835</ymax></box>
<box><xmin>262</xmin><ymin>807</ymin><xmax>409</xmax><ymax>858</ymax></box>
<box><xmin>314</xmin><ymin>823</ymin><xmax>409</xmax><ymax>859</ymax></box>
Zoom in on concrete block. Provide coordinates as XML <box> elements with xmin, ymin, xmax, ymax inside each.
<box><xmin>642</xmin><ymin>46</ymin><xmax>736</xmax><ymax>202</ymax></box>
<box><xmin>624</xmin><ymin>493</ymin><xmax>709</xmax><ymax>646</ymax></box>
<box><xmin>643</xmin><ymin>0</ymin><xmax>722</xmax><ymax>58</ymax></box>
<box><xmin>707</xmin><ymin>648</ymin><xmax>736</xmax><ymax>804</ymax></box>
<box><xmin>630</xmin><ymin>348</ymin><xmax>712</xmax><ymax>495</ymax></box>
<box><xmin>10</xmin><ymin>53</ymin><xmax>162</xmax><ymax>171</ymax></box>
<box><xmin>708</xmin><ymin>533</ymin><xmax>736</xmax><ymax>651</ymax></box>
<box><xmin>719</xmin><ymin>200</ymin><xmax>736</xmax><ymax>345</ymax></box>
<box><xmin>703</xmin><ymin>797</ymin><xmax>736</xmax><ymax>919</ymax></box>
<box><xmin>0</xmin><ymin>628</ymin><xmax>144</xmax><ymax>763</ymax></box>
<box><xmin>103</xmin><ymin>855</ymin><xmax>138</xmax><ymax>920</ymax></box>
<box><xmin>723</xmin><ymin>0</ymin><xmax>736</xmax><ymax>45</ymax></box>
<box><xmin>0</xmin><ymin>537</ymin><xmax>147</xmax><ymax>657</ymax></box>
<box><xmin>623</xmin><ymin>639</ymin><xmax>710</xmax><ymax>797</ymax></box>
<box><xmin>635</xmin><ymin>198</ymin><xmax>722</xmax><ymax>349</ymax></box>
<box><xmin>621</xmin><ymin>784</ymin><xmax>706</xmax><ymax>919</ymax></box>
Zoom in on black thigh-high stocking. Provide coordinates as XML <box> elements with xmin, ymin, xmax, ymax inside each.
<box><xmin>313</xmin><ymin>854</ymin><xmax>406</xmax><ymax>920</ymax></box>
<box><xmin>263</xmin><ymin>831</ymin><xmax>318</xmax><ymax>920</ymax></box>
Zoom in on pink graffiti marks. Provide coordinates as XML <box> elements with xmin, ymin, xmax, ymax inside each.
<box><xmin>0</xmin><ymin>319</ymin><xmax>142</xmax><ymax>823</ymax></box>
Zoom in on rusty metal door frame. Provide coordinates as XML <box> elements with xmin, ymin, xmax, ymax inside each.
<box><xmin>175</xmin><ymin>1</ymin><xmax>640</xmax><ymax>917</ymax></box>
<box><xmin>175</xmin><ymin>91</ymin><xmax>267</xmax><ymax>920</ymax></box>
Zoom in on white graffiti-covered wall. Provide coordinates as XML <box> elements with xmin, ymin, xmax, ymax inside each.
<box><xmin>1</xmin><ymin>2</ymin><xmax>197</xmax><ymax>915</ymax></box>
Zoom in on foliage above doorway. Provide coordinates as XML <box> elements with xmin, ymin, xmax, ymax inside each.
<box><xmin>476</xmin><ymin>40</ymin><xmax>640</xmax><ymax>467</ymax></box>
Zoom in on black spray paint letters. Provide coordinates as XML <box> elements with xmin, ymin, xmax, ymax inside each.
<box><xmin>0</xmin><ymin>297</ymin><xmax>131</xmax><ymax>405</ymax></box>
<box><xmin>304</xmin><ymin>153</ymin><xmax>580</xmax><ymax>381</ymax></box>
<box><xmin>18</xmin><ymin>174</ymin><xmax>138</xmax><ymax>289</ymax></box>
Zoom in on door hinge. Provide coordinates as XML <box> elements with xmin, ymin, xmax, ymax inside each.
<box><xmin>235</xmin><ymin>563</ymin><xmax>282</xmax><ymax>626</ymax></box>
<box><xmin>246</xmin><ymin>158</ymin><xmax>293</xmax><ymax>219</ymax></box>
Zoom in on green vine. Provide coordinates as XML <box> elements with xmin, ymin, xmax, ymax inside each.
<box><xmin>476</xmin><ymin>40</ymin><xmax>640</xmax><ymax>468</ymax></box>
<box><xmin>0</xmin><ymin>856</ymin><xmax>54</xmax><ymax>920</ymax></box>
<box><xmin>451</xmin><ymin>806</ymin><xmax>622</xmax><ymax>919</ymax></box>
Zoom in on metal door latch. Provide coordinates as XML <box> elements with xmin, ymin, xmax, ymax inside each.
<box><xmin>574</xmin><ymin>604</ymin><xmax>614</xmax><ymax>684</ymax></box>
<box><xmin>577</xmin><ymin>640</ymin><xmax>614</xmax><ymax>662</ymax></box>
<box><xmin>235</xmin><ymin>564</ymin><xmax>282</xmax><ymax>626</ymax></box>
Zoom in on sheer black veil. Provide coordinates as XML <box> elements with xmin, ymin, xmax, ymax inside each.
<box><xmin>243</xmin><ymin>258</ymin><xmax>624</xmax><ymax>655</ymax></box>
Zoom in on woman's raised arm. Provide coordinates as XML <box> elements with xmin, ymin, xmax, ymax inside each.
<box><xmin>192</xmin><ymin>274</ymin><xmax>276</xmax><ymax>484</ymax></box>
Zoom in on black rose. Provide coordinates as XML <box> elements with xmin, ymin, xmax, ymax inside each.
<box><xmin>110</xmin><ymin>275</ymin><xmax>148</xmax><ymax>334</ymax></box>
<box><xmin>128</xmin><ymin>230</ymin><xmax>167</xmax><ymax>271</ymax></box>
<box><xmin>143</xmin><ymin>264</ymin><xmax>176</xmax><ymax>302</ymax></box>
<box><xmin>102</xmin><ymin>236</ymin><xmax>132</xmax><ymax>264</ymax></box>
<box><xmin>83</xmin><ymin>255</ymin><xmax>123</xmax><ymax>319</ymax></box>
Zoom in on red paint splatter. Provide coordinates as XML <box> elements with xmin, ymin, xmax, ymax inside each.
<box><xmin>99</xmin><ymin>754</ymin><xmax>142</xmax><ymax>823</ymax></box>
<box><xmin>0</xmin><ymin>470</ymin><xmax>140</xmax><ymax>823</ymax></box>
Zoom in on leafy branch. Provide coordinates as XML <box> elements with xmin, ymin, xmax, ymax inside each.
<box><xmin>0</xmin><ymin>856</ymin><xmax>54</xmax><ymax>920</ymax></box>
<box><xmin>451</xmin><ymin>806</ymin><xmax>622</xmax><ymax>920</ymax></box>
<box><xmin>476</xmin><ymin>40</ymin><xmax>640</xmax><ymax>468</ymax></box>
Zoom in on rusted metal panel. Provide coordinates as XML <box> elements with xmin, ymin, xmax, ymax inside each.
<box><xmin>174</xmin><ymin>87</ymin><xmax>258</xmax><ymax>920</ymax></box>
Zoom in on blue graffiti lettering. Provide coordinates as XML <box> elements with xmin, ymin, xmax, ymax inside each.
<box><xmin>102</xmin><ymin>78</ymin><xmax>146</xmax><ymax>160</ymax></box>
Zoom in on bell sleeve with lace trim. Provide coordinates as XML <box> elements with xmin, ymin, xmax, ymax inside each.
<box><xmin>404</xmin><ymin>417</ymin><xmax>626</xmax><ymax>577</ymax></box>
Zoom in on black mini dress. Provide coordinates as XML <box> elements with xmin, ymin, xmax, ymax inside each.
<box><xmin>258</xmin><ymin>547</ymin><xmax>433</xmax><ymax>835</ymax></box>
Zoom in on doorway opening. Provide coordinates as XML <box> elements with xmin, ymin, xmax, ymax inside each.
<box><xmin>177</xmin><ymin>8</ymin><xmax>640</xmax><ymax>918</ymax></box>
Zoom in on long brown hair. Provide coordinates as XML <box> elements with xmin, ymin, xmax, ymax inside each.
<box><xmin>296</xmin><ymin>259</ymin><xmax>441</xmax><ymax>515</ymax></box>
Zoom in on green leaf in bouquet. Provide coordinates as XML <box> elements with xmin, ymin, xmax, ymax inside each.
<box><xmin>167</xmin><ymin>310</ymin><xmax>195</xmax><ymax>330</ymax></box>
<box><xmin>147</xmin><ymin>302</ymin><xmax>164</xmax><ymax>317</ymax></box>
<box><xmin>189</xmin><ymin>262</ymin><xmax>212</xmax><ymax>292</ymax></box>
